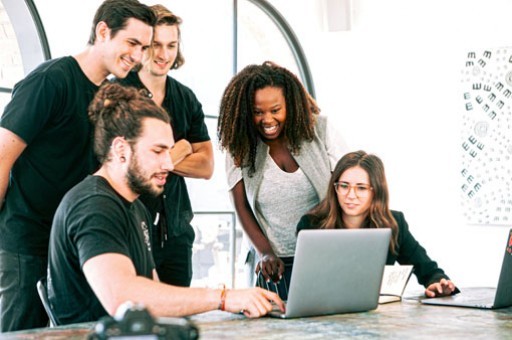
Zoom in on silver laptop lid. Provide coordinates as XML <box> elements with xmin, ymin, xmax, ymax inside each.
<box><xmin>284</xmin><ymin>228</ymin><xmax>391</xmax><ymax>318</ymax></box>
<box><xmin>421</xmin><ymin>228</ymin><xmax>512</xmax><ymax>309</ymax></box>
<box><xmin>493</xmin><ymin>228</ymin><xmax>512</xmax><ymax>308</ymax></box>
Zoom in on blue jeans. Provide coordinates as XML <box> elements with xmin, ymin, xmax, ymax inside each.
<box><xmin>0</xmin><ymin>250</ymin><xmax>48</xmax><ymax>332</ymax></box>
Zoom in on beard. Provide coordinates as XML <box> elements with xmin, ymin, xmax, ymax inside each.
<box><xmin>126</xmin><ymin>153</ymin><xmax>165</xmax><ymax>197</ymax></box>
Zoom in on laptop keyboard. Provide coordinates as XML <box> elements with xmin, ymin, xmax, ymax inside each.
<box><xmin>451</xmin><ymin>295</ymin><xmax>493</xmax><ymax>307</ymax></box>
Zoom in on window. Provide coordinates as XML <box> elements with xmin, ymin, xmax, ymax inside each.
<box><xmin>0</xmin><ymin>1</ymin><xmax>23</xmax><ymax>112</ymax></box>
<box><xmin>3</xmin><ymin>0</ymin><xmax>314</xmax><ymax>289</ymax></box>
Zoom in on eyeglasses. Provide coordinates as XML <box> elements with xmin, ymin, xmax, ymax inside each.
<box><xmin>334</xmin><ymin>182</ymin><xmax>373</xmax><ymax>198</ymax></box>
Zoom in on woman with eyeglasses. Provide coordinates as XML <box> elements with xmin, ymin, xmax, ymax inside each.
<box><xmin>217</xmin><ymin>62</ymin><xmax>347</xmax><ymax>299</ymax></box>
<box><xmin>297</xmin><ymin>150</ymin><xmax>458</xmax><ymax>298</ymax></box>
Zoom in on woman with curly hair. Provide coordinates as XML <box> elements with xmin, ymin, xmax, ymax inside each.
<box><xmin>297</xmin><ymin>150</ymin><xmax>458</xmax><ymax>298</ymax></box>
<box><xmin>217</xmin><ymin>61</ymin><xmax>347</xmax><ymax>299</ymax></box>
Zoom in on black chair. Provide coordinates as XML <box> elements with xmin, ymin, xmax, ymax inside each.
<box><xmin>36</xmin><ymin>277</ymin><xmax>59</xmax><ymax>327</ymax></box>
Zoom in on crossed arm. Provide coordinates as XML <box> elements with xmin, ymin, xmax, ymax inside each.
<box><xmin>169</xmin><ymin>139</ymin><xmax>214</xmax><ymax>179</ymax></box>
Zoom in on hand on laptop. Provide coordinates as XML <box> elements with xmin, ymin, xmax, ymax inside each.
<box><xmin>425</xmin><ymin>278</ymin><xmax>457</xmax><ymax>297</ymax></box>
<box><xmin>223</xmin><ymin>287</ymin><xmax>285</xmax><ymax>318</ymax></box>
<box><xmin>256</xmin><ymin>254</ymin><xmax>284</xmax><ymax>283</ymax></box>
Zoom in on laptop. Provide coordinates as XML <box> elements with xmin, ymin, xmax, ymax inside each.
<box><xmin>421</xmin><ymin>228</ymin><xmax>512</xmax><ymax>309</ymax></box>
<box><xmin>268</xmin><ymin>228</ymin><xmax>391</xmax><ymax>318</ymax></box>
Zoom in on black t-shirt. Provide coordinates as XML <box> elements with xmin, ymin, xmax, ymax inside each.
<box><xmin>117</xmin><ymin>72</ymin><xmax>210</xmax><ymax>237</ymax></box>
<box><xmin>47</xmin><ymin>175</ymin><xmax>155</xmax><ymax>325</ymax></box>
<box><xmin>0</xmin><ymin>56</ymin><xmax>99</xmax><ymax>256</ymax></box>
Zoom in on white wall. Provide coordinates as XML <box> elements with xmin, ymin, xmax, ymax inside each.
<box><xmin>271</xmin><ymin>0</ymin><xmax>512</xmax><ymax>290</ymax></box>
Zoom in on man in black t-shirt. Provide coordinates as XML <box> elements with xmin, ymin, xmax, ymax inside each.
<box><xmin>118</xmin><ymin>4</ymin><xmax>214</xmax><ymax>287</ymax></box>
<box><xmin>0</xmin><ymin>0</ymin><xmax>155</xmax><ymax>332</ymax></box>
<box><xmin>48</xmin><ymin>83</ymin><xmax>282</xmax><ymax>324</ymax></box>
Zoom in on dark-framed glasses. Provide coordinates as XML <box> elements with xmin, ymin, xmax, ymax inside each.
<box><xmin>334</xmin><ymin>182</ymin><xmax>373</xmax><ymax>198</ymax></box>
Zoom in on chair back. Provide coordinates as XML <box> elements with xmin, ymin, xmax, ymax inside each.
<box><xmin>36</xmin><ymin>277</ymin><xmax>59</xmax><ymax>327</ymax></box>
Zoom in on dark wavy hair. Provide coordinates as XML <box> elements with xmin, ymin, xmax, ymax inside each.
<box><xmin>305</xmin><ymin>150</ymin><xmax>399</xmax><ymax>254</ymax></box>
<box><xmin>217</xmin><ymin>61</ymin><xmax>319</xmax><ymax>175</ymax></box>
<box><xmin>131</xmin><ymin>4</ymin><xmax>184</xmax><ymax>74</ymax></box>
<box><xmin>88</xmin><ymin>0</ymin><xmax>156</xmax><ymax>45</ymax></box>
<box><xmin>88</xmin><ymin>83</ymin><xmax>170</xmax><ymax>163</ymax></box>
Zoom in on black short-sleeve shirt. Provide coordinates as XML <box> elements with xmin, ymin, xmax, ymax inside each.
<box><xmin>117</xmin><ymin>72</ymin><xmax>210</xmax><ymax>237</ymax></box>
<box><xmin>47</xmin><ymin>175</ymin><xmax>155</xmax><ymax>325</ymax></box>
<box><xmin>0</xmin><ymin>56</ymin><xmax>99</xmax><ymax>256</ymax></box>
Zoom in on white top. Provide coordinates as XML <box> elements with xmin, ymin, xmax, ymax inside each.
<box><xmin>255</xmin><ymin>154</ymin><xmax>319</xmax><ymax>257</ymax></box>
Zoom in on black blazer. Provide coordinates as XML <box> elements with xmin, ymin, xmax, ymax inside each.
<box><xmin>297</xmin><ymin>210</ymin><xmax>451</xmax><ymax>287</ymax></box>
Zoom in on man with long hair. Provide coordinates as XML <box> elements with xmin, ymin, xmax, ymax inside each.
<box><xmin>117</xmin><ymin>4</ymin><xmax>214</xmax><ymax>287</ymax></box>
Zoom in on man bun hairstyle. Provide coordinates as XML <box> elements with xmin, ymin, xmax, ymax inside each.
<box><xmin>88</xmin><ymin>83</ymin><xmax>169</xmax><ymax>163</ymax></box>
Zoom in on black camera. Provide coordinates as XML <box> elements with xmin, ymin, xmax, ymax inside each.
<box><xmin>88</xmin><ymin>302</ymin><xmax>199</xmax><ymax>340</ymax></box>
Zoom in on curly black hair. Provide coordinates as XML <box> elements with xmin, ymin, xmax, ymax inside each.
<box><xmin>217</xmin><ymin>61</ymin><xmax>319</xmax><ymax>175</ymax></box>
